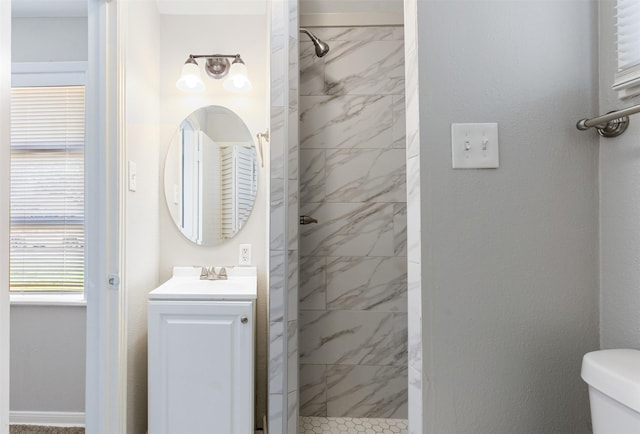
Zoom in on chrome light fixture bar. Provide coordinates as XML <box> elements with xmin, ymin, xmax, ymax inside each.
<box><xmin>176</xmin><ymin>53</ymin><xmax>252</xmax><ymax>93</ymax></box>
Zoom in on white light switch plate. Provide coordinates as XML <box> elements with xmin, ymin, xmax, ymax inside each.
<box><xmin>128</xmin><ymin>160</ymin><xmax>137</xmax><ymax>191</ymax></box>
<box><xmin>451</xmin><ymin>123</ymin><xmax>499</xmax><ymax>169</ymax></box>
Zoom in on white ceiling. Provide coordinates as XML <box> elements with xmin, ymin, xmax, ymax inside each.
<box><xmin>12</xmin><ymin>0</ymin><xmax>87</xmax><ymax>17</ymax></box>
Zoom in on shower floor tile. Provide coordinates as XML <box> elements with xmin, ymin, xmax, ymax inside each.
<box><xmin>298</xmin><ymin>416</ymin><xmax>408</xmax><ymax>434</ymax></box>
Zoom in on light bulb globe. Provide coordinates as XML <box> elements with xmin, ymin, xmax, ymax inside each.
<box><xmin>176</xmin><ymin>62</ymin><xmax>205</xmax><ymax>93</ymax></box>
<box><xmin>223</xmin><ymin>61</ymin><xmax>252</xmax><ymax>93</ymax></box>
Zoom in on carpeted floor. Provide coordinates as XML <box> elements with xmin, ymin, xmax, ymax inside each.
<box><xmin>10</xmin><ymin>426</ymin><xmax>84</xmax><ymax>434</ymax></box>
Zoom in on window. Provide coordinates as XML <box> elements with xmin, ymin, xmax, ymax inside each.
<box><xmin>10</xmin><ymin>63</ymin><xmax>86</xmax><ymax>293</ymax></box>
<box><xmin>613</xmin><ymin>0</ymin><xmax>640</xmax><ymax>98</ymax></box>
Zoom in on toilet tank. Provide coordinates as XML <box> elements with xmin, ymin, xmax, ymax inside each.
<box><xmin>581</xmin><ymin>349</ymin><xmax>640</xmax><ymax>434</ymax></box>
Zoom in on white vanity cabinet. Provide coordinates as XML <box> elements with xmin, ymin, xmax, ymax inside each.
<box><xmin>148</xmin><ymin>267</ymin><xmax>256</xmax><ymax>434</ymax></box>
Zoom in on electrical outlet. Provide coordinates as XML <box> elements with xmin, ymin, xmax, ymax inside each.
<box><xmin>239</xmin><ymin>244</ymin><xmax>252</xmax><ymax>265</ymax></box>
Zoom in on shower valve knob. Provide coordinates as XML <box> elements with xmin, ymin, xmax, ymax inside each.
<box><xmin>300</xmin><ymin>215</ymin><xmax>319</xmax><ymax>225</ymax></box>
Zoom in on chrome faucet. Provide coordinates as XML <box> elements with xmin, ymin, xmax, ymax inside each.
<box><xmin>200</xmin><ymin>266</ymin><xmax>228</xmax><ymax>280</ymax></box>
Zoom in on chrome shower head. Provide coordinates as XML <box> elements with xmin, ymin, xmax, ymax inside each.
<box><xmin>300</xmin><ymin>28</ymin><xmax>330</xmax><ymax>58</ymax></box>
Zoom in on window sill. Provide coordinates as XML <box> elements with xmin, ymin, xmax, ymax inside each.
<box><xmin>10</xmin><ymin>292</ymin><xmax>86</xmax><ymax>306</ymax></box>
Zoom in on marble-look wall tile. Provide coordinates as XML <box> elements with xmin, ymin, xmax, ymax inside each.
<box><xmin>404</xmin><ymin>26</ymin><xmax>420</xmax><ymax>160</ymax></box>
<box><xmin>300</xmin><ymin>95</ymin><xmax>393</xmax><ymax>149</ymax></box>
<box><xmin>287</xmin><ymin>250</ymin><xmax>298</xmax><ymax>320</ymax></box>
<box><xmin>269</xmin><ymin>392</ymin><xmax>284</xmax><ymax>434</ymax></box>
<box><xmin>406</xmin><ymin>156</ymin><xmax>421</xmax><ymax>264</ymax></box>
<box><xmin>287</xmin><ymin>391</ymin><xmax>299</xmax><ymax>434</ymax></box>
<box><xmin>393</xmin><ymin>313</ymin><xmax>409</xmax><ymax>367</ymax></box>
<box><xmin>271</xmin><ymin>47</ymin><xmax>286</xmax><ymax>107</ymax></box>
<box><xmin>270</xmin><ymin>0</ymin><xmax>285</xmax><ymax>50</ymax></box>
<box><xmin>299</xmin><ymin>310</ymin><xmax>407</xmax><ymax>366</ymax></box>
<box><xmin>326</xmin><ymin>365</ymin><xmax>408</xmax><ymax>418</ymax></box>
<box><xmin>287</xmin><ymin>0</ymin><xmax>297</xmax><ymax>36</ymax></box>
<box><xmin>403</xmin><ymin>2</ymin><xmax>424</xmax><ymax>431</ymax></box>
<box><xmin>299</xmin><ymin>256</ymin><xmax>326</xmax><ymax>310</ymax></box>
<box><xmin>300</xmin><ymin>41</ymin><xmax>325</xmax><ymax>96</ymax></box>
<box><xmin>300</xmin><ymin>149</ymin><xmax>325</xmax><ymax>203</ymax></box>
<box><xmin>325</xmin><ymin>256</ymin><xmax>407</xmax><ymax>312</ymax></box>
<box><xmin>270</xmin><ymin>178</ymin><xmax>285</xmax><ymax>251</ymax></box>
<box><xmin>287</xmin><ymin>179</ymin><xmax>299</xmax><ymax>251</ymax></box>
<box><xmin>394</xmin><ymin>203</ymin><xmax>407</xmax><ymax>256</ymax></box>
<box><xmin>270</xmin><ymin>251</ymin><xmax>286</xmax><ymax>323</ymax></box>
<box><xmin>298</xmin><ymin>25</ymin><xmax>409</xmax><ymax>423</ymax></box>
<box><xmin>300</xmin><ymin>364</ymin><xmax>327</xmax><ymax>416</ymax></box>
<box><xmin>298</xmin><ymin>256</ymin><xmax>327</xmax><ymax>310</ymax></box>
<box><xmin>289</xmin><ymin>36</ymin><xmax>299</xmax><ymax>112</ymax></box>
<box><xmin>324</xmin><ymin>148</ymin><xmax>406</xmax><ymax>203</ymax></box>
<box><xmin>407</xmin><ymin>262</ymin><xmax>422</xmax><ymax>372</ymax></box>
<box><xmin>408</xmin><ymin>366</ymin><xmax>422</xmax><ymax>434</ymax></box>
<box><xmin>270</xmin><ymin>106</ymin><xmax>286</xmax><ymax>180</ymax></box>
<box><xmin>392</xmin><ymin>26</ymin><xmax>404</xmax><ymax>41</ymax></box>
<box><xmin>287</xmin><ymin>320</ymin><xmax>298</xmax><ymax>393</ymax></box>
<box><xmin>288</xmin><ymin>107</ymin><xmax>299</xmax><ymax>180</ymax></box>
<box><xmin>270</xmin><ymin>0</ymin><xmax>300</xmax><ymax>431</ymax></box>
<box><xmin>324</xmin><ymin>40</ymin><xmax>404</xmax><ymax>96</ymax></box>
<box><xmin>269</xmin><ymin>319</ymin><xmax>285</xmax><ymax>394</ymax></box>
<box><xmin>405</xmin><ymin>85</ymin><xmax>420</xmax><ymax>159</ymax></box>
<box><xmin>299</xmin><ymin>202</ymin><xmax>394</xmax><ymax>257</ymax></box>
<box><xmin>312</xmin><ymin>27</ymin><xmax>400</xmax><ymax>42</ymax></box>
<box><xmin>392</xmin><ymin>95</ymin><xmax>406</xmax><ymax>149</ymax></box>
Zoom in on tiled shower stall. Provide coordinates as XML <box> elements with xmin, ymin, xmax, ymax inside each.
<box><xmin>297</xmin><ymin>26</ymin><xmax>408</xmax><ymax>419</ymax></box>
<box><xmin>269</xmin><ymin>0</ymin><xmax>424</xmax><ymax>432</ymax></box>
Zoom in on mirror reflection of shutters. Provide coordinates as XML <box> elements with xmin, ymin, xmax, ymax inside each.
<box><xmin>220</xmin><ymin>145</ymin><xmax>256</xmax><ymax>239</ymax></box>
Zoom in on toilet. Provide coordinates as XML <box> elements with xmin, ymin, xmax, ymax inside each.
<box><xmin>581</xmin><ymin>349</ymin><xmax>640</xmax><ymax>434</ymax></box>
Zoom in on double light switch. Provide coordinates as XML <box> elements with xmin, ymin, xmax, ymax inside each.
<box><xmin>451</xmin><ymin>123</ymin><xmax>499</xmax><ymax>169</ymax></box>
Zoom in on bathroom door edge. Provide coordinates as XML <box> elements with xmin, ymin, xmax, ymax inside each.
<box><xmin>84</xmin><ymin>0</ymin><xmax>128</xmax><ymax>433</ymax></box>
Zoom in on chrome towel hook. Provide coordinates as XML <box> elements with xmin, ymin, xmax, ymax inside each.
<box><xmin>256</xmin><ymin>129</ymin><xmax>269</xmax><ymax>168</ymax></box>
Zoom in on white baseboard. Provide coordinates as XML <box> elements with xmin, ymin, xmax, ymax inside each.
<box><xmin>10</xmin><ymin>411</ymin><xmax>85</xmax><ymax>427</ymax></box>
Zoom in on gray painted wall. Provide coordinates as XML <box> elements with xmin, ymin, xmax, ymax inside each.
<box><xmin>10</xmin><ymin>306</ymin><xmax>85</xmax><ymax>412</ymax></box>
<box><xmin>11</xmin><ymin>17</ymin><xmax>87</xmax><ymax>63</ymax></box>
<box><xmin>10</xmin><ymin>16</ymin><xmax>87</xmax><ymax>414</ymax></box>
<box><xmin>416</xmin><ymin>1</ymin><xmax>600</xmax><ymax>432</ymax></box>
<box><xmin>598</xmin><ymin>0</ymin><xmax>640</xmax><ymax>350</ymax></box>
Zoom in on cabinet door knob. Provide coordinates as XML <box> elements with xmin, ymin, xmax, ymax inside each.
<box><xmin>241</xmin><ymin>316</ymin><xmax>249</xmax><ymax>324</ymax></box>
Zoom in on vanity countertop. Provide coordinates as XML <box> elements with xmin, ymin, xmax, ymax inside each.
<box><xmin>149</xmin><ymin>266</ymin><xmax>257</xmax><ymax>301</ymax></box>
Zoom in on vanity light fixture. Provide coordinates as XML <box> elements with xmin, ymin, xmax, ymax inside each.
<box><xmin>176</xmin><ymin>54</ymin><xmax>252</xmax><ymax>93</ymax></box>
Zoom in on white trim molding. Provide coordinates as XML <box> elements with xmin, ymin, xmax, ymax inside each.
<box><xmin>0</xmin><ymin>1</ymin><xmax>11</xmax><ymax>433</ymax></box>
<box><xmin>84</xmin><ymin>0</ymin><xmax>127</xmax><ymax>433</ymax></box>
<box><xmin>10</xmin><ymin>293</ymin><xmax>86</xmax><ymax>306</ymax></box>
<box><xmin>9</xmin><ymin>411</ymin><xmax>85</xmax><ymax>427</ymax></box>
<box><xmin>11</xmin><ymin>61</ymin><xmax>87</xmax><ymax>87</ymax></box>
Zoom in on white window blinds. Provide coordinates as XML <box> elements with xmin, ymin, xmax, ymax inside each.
<box><xmin>10</xmin><ymin>85</ymin><xmax>85</xmax><ymax>292</ymax></box>
<box><xmin>614</xmin><ymin>0</ymin><xmax>640</xmax><ymax>98</ymax></box>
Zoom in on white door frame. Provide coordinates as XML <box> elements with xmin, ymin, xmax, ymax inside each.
<box><xmin>0</xmin><ymin>1</ymin><xmax>128</xmax><ymax>432</ymax></box>
<box><xmin>85</xmin><ymin>0</ymin><xmax>128</xmax><ymax>432</ymax></box>
<box><xmin>0</xmin><ymin>0</ymin><xmax>11</xmax><ymax>432</ymax></box>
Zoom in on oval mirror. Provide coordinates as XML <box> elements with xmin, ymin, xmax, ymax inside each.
<box><xmin>164</xmin><ymin>105</ymin><xmax>258</xmax><ymax>246</ymax></box>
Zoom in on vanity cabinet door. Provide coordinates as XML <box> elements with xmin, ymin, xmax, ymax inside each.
<box><xmin>148</xmin><ymin>300</ymin><xmax>254</xmax><ymax>434</ymax></box>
